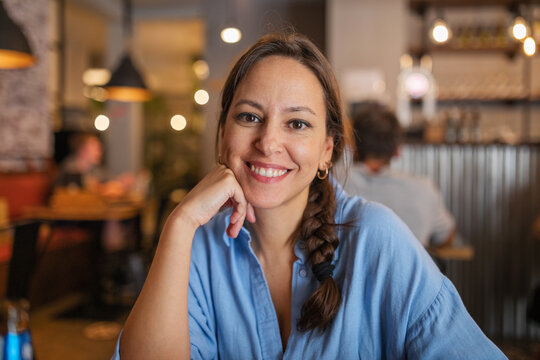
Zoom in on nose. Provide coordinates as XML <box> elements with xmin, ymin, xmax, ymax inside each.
<box><xmin>255</xmin><ymin>122</ymin><xmax>283</xmax><ymax>156</ymax></box>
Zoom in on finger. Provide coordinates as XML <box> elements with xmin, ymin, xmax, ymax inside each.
<box><xmin>226</xmin><ymin>218</ymin><xmax>244</xmax><ymax>238</ymax></box>
<box><xmin>246</xmin><ymin>203</ymin><xmax>256</xmax><ymax>223</ymax></box>
<box><xmin>228</xmin><ymin>184</ymin><xmax>248</xmax><ymax>224</ymax></box>
<box><xmin>227</xmin><ymin>204</ymin><xmax>246</xmax><ymax>238</ymax></box>
<box><xmin>229</xmin><ymin>202</ymin><xmax>244</xmax><ymax>225</ymax></box>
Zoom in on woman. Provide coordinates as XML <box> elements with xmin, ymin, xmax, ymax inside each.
<box><xmin>115</xmin><ymin>33</ymin><xmax>504</xmax><ymax>359</ymax></box>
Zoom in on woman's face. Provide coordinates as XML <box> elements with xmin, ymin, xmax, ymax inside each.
<box><xmin>220</xmin><ymin>55</ymin><xmax>333</xmax><ymax>211</ymax></box>
<box><xmin>81</xmin><ymin>137</ymin><xmax>103</xmax><ymax>166</ymax></box>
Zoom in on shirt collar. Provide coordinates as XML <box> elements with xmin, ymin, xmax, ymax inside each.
<box><xmin>219</xmin><ymin>182</ymin><xmax>346</xmax><ymax>263</ymax></box>
<box><xmin>355</xmin><ymin>162</ymin><xmax>392</xmax><ymax>177</ymax></box>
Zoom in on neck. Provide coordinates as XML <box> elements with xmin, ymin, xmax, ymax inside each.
<box><xmin>363</xmin><ymin>158</ymin><xmax>389</xmax><ymax>174</ymax></box>
<box><xmin>249</xmin><ymin>189</ymin><xmax>308</xmax><ymax>262</ymax></box>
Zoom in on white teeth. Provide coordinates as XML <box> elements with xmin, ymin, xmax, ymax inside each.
<box><xmin>250</xmin><ymin>165</ymin><xmax>287</xmax><ymax>178</ymax></box>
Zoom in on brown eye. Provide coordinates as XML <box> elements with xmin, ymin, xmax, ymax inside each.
<box><xmin>246</xmin><ymin>114</ymin><xmax>258</xmax><ymax>122</ymax></box>
<box><xmin>289</xmin><ymin>120</ymin><xmax>309</xmax><ymax>130</ymax></box>
<box><xmin>237</xmin><ymin>112</ymin><xmax>261</xmax><ymax>123</ymax></box>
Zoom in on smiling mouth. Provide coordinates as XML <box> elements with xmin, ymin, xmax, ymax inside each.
<box><xmin>246</xmin><ymin>162</ymin><xmax>289</xmax><ymax>178</ymax></box>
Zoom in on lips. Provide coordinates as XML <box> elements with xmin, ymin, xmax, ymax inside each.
<box><xmin>246</xmin><ymin>162</ymin><xmax>289</xmax><ymax>179</ymax></box>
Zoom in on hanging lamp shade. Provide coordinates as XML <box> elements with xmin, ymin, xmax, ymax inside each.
<box><xmin>105</xmin><ymin>54</ymin><xmax>150</xmax><ymax>102</ymax></box>
<box><xmin>0</xmin><ymin>1</ymin><xmax>35</xmax><ymax>69</ymax></box>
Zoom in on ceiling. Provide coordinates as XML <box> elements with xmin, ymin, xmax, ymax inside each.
<box><xmin>134</xmin><ymin>18</ymin><xmax>205</xmax><ymax>95</ymax></box>
<box><xmin>67</xmin><ymin>0</ymin><xmax>204</xmax><ymax>101</ymax></box>
<box><xmin>72</xmin><ymin>0</ymin><xmax>201</xmax><ymax>20</ymax></box>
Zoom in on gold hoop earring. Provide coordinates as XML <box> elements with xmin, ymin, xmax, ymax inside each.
<box><xmin>317</xmin><ymin>168</ymin><xmax>328</xmax><ymax>180</ymax></box>
<box><xmin>316</xmin><ymin>161</ymin><xmax>332</xmax><ymax>180</ymax></box>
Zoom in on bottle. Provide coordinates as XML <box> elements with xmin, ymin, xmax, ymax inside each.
<box><xmin>444</xmin><ymin>108</ymin><xmax>460</xmax><ymax>143</ymax></box>
<box><xmin>471</xmin><ymin>109</ymin><xmax>482</xmax><ymax>143</ymax></box>
<box><xmin>17</xmin><ymin>300</ymin><xmax>33</xmax><ymax>360</ymax></box>
<box><xmin>1</xmin><ymin>299</ymin><xmax>34</xmax><ymax>360</ymax></box>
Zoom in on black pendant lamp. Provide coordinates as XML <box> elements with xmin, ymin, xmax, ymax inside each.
<box><xmin>0</xmin><ymin>0</ymin><xmax>35</xmax><ymax>69</ymax></box>
<box><xmin>105</xmin><ymin>0</ymin><xmax>150</xmax><ymax>102</ymax></box>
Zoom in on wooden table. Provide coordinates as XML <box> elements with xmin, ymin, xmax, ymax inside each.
<box><xmin>24</xmin><ymin>203</ymin><xmax>143</xmax><ymax>222</ymax></box>
<box><xmin>22</xmin><ymin>201</ymin><xmax>145</xmax><ymax>319</ymax></box>
<box><xmin>427</xmin><ymin>245</ymin><xmax>475</xmax><ymax>261</ymax></box>
<box><xmin>426</xmin><ymin>244</ymin><xmax>474</xmax><ymax>274</ymax></box>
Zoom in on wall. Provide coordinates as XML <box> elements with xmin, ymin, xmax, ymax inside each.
<box><xmin>0</xmin><ymin>0</ymin><xmax>52</xmax><ymax>172</ymax></box>
<box><xmin>327</xmin><ymin>0</ymin><xmax>407</xmax><ymax>108</ymax></box>
<box><xmin>329</xmin><ymin>1</ymin><xmax>540</xmax><ymax>142</ymax></box>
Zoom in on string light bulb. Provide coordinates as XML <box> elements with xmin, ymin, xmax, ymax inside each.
<box><xmin>220</xmin><ymin>27</ymin><xmax>242</xmax><ymax>44</ymax></box>
<box><xmin>192</xmin><ymin>60</ymin><xmax>209</xmax><ymax>80</ymax></box>
<box><xmin>170</xmin><ymin>115</ymin><xmax>187</xmax><ymax>131</ymax></box>
<box><xmin>511</xmin><ymin>17</ymin><xmax>529</xmax><ymax>41</ymax></box>
<box><xmin>431</xmin><ymin>19</ymin><xmax>451</xmax><ymax>44</ymax></box>
<box><xmin>94</xmin><ymin>115</ymin><xmax>110</xmax><ymax>131</ymax></box>
<box><xmin>523</xmin><ymin>36</ymin><xmax>536</xmax><ymax>56</ymax></box>
<box><xmin>194</xmin><ymin>89</ymin><xmax>209</xmax><ymax>105</ymax></box>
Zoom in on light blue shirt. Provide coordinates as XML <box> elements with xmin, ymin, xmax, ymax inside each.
<box><xmin>113</xmin><ymin>184</ymin><xmax>505</xmax><ymax>359</ymax></box>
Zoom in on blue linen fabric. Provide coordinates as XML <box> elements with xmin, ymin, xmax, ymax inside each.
<box><xmin>112</xmin><ymin>184</ymin><xmax>506</xmax><ymax>359</ymax></box>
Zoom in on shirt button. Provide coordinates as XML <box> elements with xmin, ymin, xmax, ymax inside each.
<box><xmin>299</xmin><ymin>268</ymin><xmax>307</xmax><ymax>277</ymax></box>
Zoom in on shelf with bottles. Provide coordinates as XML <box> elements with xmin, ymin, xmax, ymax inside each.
<box><xmin>411</xmin><ymin>97</ymin><xmax>540</xmax><ymax>107</ymax></box>
<box><xmin>409</xmin><ymin>43</ymin><xmax>520</xmax><ymax>58</ymax></box>
<box><xmin>408</xmin><ymin>0</ymin><xmax>537</xmax><ymax>57</ymax></box>
<box><xmin>432</xmin><ymin>71</ymin><xmax>538</xmax><ymax>104</ymax></box>
<box><xmin>409</xmin><ymin>0</ymin><xmax>518</xmax><ymax>10</ymax></box>
<box><xmin>408</xmin><ymin>21</ymin><xmax>523</xmax><ymax>57</ymax></box>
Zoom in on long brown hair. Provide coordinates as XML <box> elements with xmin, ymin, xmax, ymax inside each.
<box><xmin>217</xmin><ymin>32</ymin><xmax>348</xmax><ymax>332</ymax></box>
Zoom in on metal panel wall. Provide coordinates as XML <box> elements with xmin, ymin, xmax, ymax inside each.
<box><xmin>393</xmin><ymin>144</ymin><xmax>540</xmax><ymax>340</ymax></box>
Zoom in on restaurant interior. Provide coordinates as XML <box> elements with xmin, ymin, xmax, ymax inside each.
<box><xmin>0</xmin><ymin>0</ymin><xmax>540</xmax><ymax>358</ymax></box>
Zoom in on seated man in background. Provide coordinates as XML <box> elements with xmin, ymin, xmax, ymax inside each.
<box><xmin>340</xmin><ymin>103</ymin><xmax>455</xmax><ymax>248</ymax></box>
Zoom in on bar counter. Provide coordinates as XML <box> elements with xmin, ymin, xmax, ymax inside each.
<box><xmin>393</xmin><ymin>143</ymin><xmax>540</xmax><ymax>340</ymax></box>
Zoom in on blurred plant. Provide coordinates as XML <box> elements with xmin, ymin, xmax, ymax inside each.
<box><xmin>143</xmin><ymin>94</ymin><xmax>202</xmax><ymax>199</ymax></box>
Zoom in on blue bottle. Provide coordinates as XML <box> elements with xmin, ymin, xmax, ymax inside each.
<box><xmin>1</xmin><ymin>300</ymin><xmax>33</xmax><ymax>360</ymax></box>
<box><xmin>3</xmin><ymin>304</ymin><xmax>21</xmax><ymax>360</ymax></box>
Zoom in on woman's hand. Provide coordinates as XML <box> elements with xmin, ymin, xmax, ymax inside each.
<box><xmin>172</xmin><ymin>164</ymin><xmax>256</xmax><ymax>238</ymax></box>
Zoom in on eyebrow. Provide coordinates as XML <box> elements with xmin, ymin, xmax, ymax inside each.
<box><xmin>234</xmin><ymin>99</ymin><xmax>317</xmax><ymax>116</ymax></box>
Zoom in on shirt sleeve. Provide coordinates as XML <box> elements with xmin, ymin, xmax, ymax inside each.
<box><xmin>187</xmin><ymin>256</ymin><xmax>218</xmax><ymax>360</ymax></box>
<box><xmin>405</xmin><ymin>277</ymin><xmax>507</xmax><ymax>359</ymax></box>
<box><xmin>427</xmin><ymin>180</ymin><xmax>455</xmax><ymax>246</ymax></box>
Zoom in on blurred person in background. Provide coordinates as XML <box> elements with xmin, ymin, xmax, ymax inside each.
<box><xmin>340</xmin><ymin>103</ymin><xmax>455</xmax><ymax>249</ymax></box>
<box><xmin>52</xmin><ymin>133</ymin><xmax>149</xmax><ymax>297</ymax></box>
<box><xmin>54</xmin><ymin>132</ymin><xmax>134</xmax><ymax>198</ymax></box>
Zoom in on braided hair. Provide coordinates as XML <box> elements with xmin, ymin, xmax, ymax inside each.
<box><xmin>296</xmin><ymin>177</ymin><xmax>340</xmax><ymax>331</ymax></box>
<box><xmin>216</xmin><ymin>32</ymin><xmax>349</xmax><ymax>332</ymax></box>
